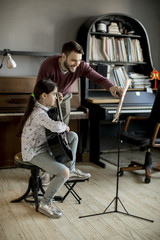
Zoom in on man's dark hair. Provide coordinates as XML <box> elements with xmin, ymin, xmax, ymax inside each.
<box><xmin>62</xmin><ymin>41</ymin><xmax>84</xmax><ymax>56</ymax></box>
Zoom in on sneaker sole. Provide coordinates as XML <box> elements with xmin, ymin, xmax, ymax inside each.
<box><xmin>38</xmin><ymin>208</ymin><xmax>62</xmax><ymax>218</ymax></box>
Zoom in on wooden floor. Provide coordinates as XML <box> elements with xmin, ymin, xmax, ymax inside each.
<box><xmin>0</xmin><ymin>159</ymin><xmax>160</xmax><ymax>240</ymax></box>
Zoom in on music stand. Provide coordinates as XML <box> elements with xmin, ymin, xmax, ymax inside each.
<box><xmin>79</xmin><ymin>79</ymin><xmax>153</xmax><ymax>223</ymax></box>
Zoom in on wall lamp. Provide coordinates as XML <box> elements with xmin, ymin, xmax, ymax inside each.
<box><xmin>0</xmin><ymin>49</ymin><xmax>17</xmax><ymax>69</ymax></box>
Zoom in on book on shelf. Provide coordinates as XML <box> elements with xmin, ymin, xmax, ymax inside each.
<box><xmin>102</xmin><ymin>37</ymin><xmax>110</xmax><ymax>61</ymax></box>
<box><xmin>109</xmin><ymin>65</ymin><xmax>131</xmax><ymax>89</ymax></box>
<box><xmin>112</xmin><ymin>66</ymin><xmax>120</xmax><ymax>86</ymax></box>
<box><xmin>115</xmin><ymin>38</ymin><xmax>120</xmax><ymax>61</ymax></box>
<box><xmin>128</xmin><ymin>39</ymin><xmax>144</xmax><ymax>62</ymax></box>
<box><xmin>120</xmin><ymin>38</ymin><xmax>128</xmax><ymax>61</ymax></box>
<box><xmin>90</xmin><ymin>36</ymin><xmax>106</xmax><ymax>61</ymax></box>
<box><xmin>126</xmin><ymin>38</ymin><xmax>132</xmax><ymax>62</ymax></box>
<box><xmin>128</xmin><ymin>72</ymin><xmax>148</xmax><ymax>78</ymax></box>
<box><xmin>135</xmin><ymin>39</ymin><xmax>144</xmax><ymax>62</ymax></box>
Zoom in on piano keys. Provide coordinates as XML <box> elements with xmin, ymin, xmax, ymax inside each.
<box><xmin>0</xmin><ymin>113</ymin><xmax>24</xmax><ymax>117</ymax></box>
<box><xmin>106</xmin><ymin>105</ymin><xmax>152</xmax><ymax>114</ymax></box>
<box><xmin>96</xmin><ymin>104</ymin><xmax>154</xmax><ymax>121</ymax></box>
<box><xmin>88</xmin><ymin>91</ymin><xmax>155</xmax><ymax>120</ymax></box>
<box><xmin>0</xmin><ymin>110</ymin><xmax>87</xmax><ymax>118</ymax></box>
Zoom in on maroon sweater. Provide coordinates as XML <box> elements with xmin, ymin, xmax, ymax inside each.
<box><xmin>37</xmin><ymin>55</ymin><xmax>114</xmax><ymax>95</ymax></box>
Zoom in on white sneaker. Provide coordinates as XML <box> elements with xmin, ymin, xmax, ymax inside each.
<box><xmin>40</xmin><ymin>172</ymin><xmax>51</xmax><ymax>187</ymax></box>
<box><xmin>69</xmin><ymin>168</ymin><xmax>91</xmax><ymax>181</ymax></box>
<box><xmin>38</xmin><ymin>201</ymin><xmax>62</xmax><ymax>218</ymax></box>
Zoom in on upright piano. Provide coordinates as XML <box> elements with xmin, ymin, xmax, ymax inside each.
<box><xmin>77</xmin><ymin>13</ymin><xmax>156</xmax><ymax>167</ymax></box>
<box><xmin>0</xmin><ymin>76</ymin><xmax>88</xmax><ymax>168</ymax></box>
<box><xmin>88</xmin><ymin>90</ymin><xmax>155</xmax><ymax>168</ymax></box>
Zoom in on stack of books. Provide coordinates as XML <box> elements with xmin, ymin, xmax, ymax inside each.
<box><xmin>107</xmin><ymin>22</ymin><xmax>121</xmax><ymax>35</ymax></box>
<box><xmin>128</xmin><ymin>72</ymin><xmax>151</xmax><ymax>89</ymax></box>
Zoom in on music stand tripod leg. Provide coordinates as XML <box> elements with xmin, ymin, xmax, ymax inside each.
<box><xmin>79</xmin><ymin>120</ymin><xmax>153</xmax><ymax>223</ymax></box>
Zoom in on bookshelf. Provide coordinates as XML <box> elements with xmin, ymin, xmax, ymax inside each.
<box><xmin>77</xmin><ymin>13</ymin><xmax>154</xmax><ymax>103</ymax></box>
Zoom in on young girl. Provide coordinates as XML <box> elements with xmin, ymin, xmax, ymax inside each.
<box><xmin>18</xmin><ymin>79</ymin><xmax>90</xmax><ymax>218</ymax></box>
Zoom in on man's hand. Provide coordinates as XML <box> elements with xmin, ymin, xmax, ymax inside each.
<box><xmin>109</xmin><ymin>86</ymin><xmax>123</xmax><ymax>98</ymax></box>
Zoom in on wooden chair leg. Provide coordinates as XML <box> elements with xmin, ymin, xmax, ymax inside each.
<box><xmin>120</xmin><ymin>151</ymin><xmax>160</xmax><ymax>184</ymax></box>
<box><xmin>31</xmin><ymin>168</ymin><xmax>45</xmax><ymax>211</ymax></box>
<box><xmin>129</xmin><ymin>161</ymin><xmax>144</xmax><ymax>167</ymax></box>
<box><xmin>153</xmin><ymin>163</ymin><xmax>160</xmax><ymax>171</ymax></box>
<box><xmin>120</xmin><ymin>165</ymin><xmax>143</xmax><ymax>172</ymax></box>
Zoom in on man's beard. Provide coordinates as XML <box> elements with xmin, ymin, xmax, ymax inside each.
<box><xmin>64</xmin><ymin>60</ymin><xmax>76</xmax><ymax>73</ymax></box>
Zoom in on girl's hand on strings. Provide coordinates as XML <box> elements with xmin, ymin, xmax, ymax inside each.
<box><xmin>65</xmin><ymin>126</ymin><xmax>70</xmax><ymax>133</ymax></box>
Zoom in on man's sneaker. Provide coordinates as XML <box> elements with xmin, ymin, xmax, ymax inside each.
<box><xmin>69</xmin><ymin>168</ymin><xmax>91</xmax><ymax>181</ymax></box>
<box><xmin>40</xmin><ymin>172</ymin><xmax>50</xmax><ymax>187</ymax></box>
<box><xmin>38</xmin><ymin>201</ymin><xmax>62</xmax><ymax>218</ymax></box>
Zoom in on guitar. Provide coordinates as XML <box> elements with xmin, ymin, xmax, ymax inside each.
<box><xmin>46</xmin><ymin>93</ymin><xmax>73</xmax><ymax>161</ymax></box>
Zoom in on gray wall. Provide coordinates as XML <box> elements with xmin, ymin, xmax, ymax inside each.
<box><xmin>0</xmin><ymin>0</ymin><xmax>160</xmax><ymax>76</ymax></box>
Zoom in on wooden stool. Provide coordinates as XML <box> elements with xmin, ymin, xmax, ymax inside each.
<box><xmin>11</xmin><ymin>153</ymin><xmax>45</xmax><ymax>211</ymax></box>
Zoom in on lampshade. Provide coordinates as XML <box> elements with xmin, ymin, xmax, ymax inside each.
<box><xmin>7</xmin><ymin>53</ymin><xmax>17</xmax><ymax>69</ymax></box>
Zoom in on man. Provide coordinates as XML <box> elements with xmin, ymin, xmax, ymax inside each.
<box><xmin>37</xmin><ymin>40</ymin><xmax>123</xmax><ymax>124</ymax></box>
<box><xmin>37</xmin><ymin>40</ymin><xmax>123</xmax><ymax>185</ymax></box>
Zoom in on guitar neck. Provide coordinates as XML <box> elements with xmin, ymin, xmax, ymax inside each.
<box><xmin>56</xmin><ymin>93</ymin><xmax>63</xmax><ymax>122</ymax></box>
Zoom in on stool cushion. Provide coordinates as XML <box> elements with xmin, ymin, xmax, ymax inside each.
<box><xmin>14</xmin><ymin>152</ymin><xmax>39</xmax><ymax>170</ymax></box>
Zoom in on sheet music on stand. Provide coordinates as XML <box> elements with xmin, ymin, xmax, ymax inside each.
<box><xmin>112</xmin><ymin>79</ymin><xmax>132</xmax><ymax>123</ymax></box>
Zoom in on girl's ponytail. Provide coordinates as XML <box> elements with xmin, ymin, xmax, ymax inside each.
<box><xmin>16</xmin><ymin>94</ymin><xmax>36</xmax><ymax>137</ymax></box>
